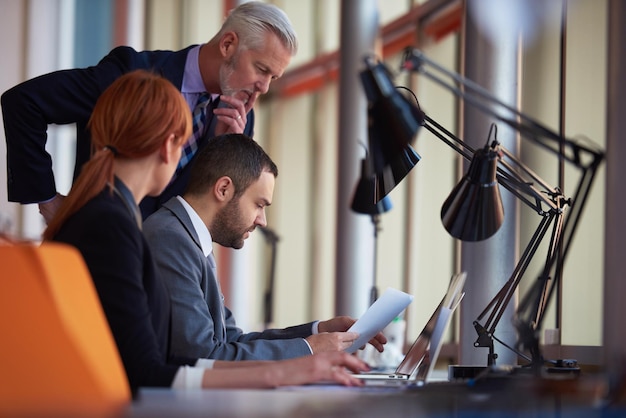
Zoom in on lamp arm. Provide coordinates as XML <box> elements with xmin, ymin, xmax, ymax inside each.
<box><xmin>491</xmin><ymin>331</ymin><xmax>533</xmax><ymax>363</ymax></box>
<box><xmin>402</xmin><ymin>48</ymin><xmax>604</xmax><ymax>170</ymax></box>
<box><xmin>516</xmin><ymin>156</ymin><xmax>601</xmax><ymax>339</ymax></box>
<box><xmin>478</xmin><ymin>212</ymin><xmax>559</xmax><ymax>336</ymax></box>
<box><xmin>498</xmin><ymin>147</ymin><xmax>562</xmax><ymax>204</ymax></box>
<box><xmin>531</xmin><ymin>212</ymin><xmax>567</xmax><ymax>327</ymax></box>
<box><xmin>423</xmin><ymin>115</ymin><xmax>476</xmax><ymax>161</ymax></box>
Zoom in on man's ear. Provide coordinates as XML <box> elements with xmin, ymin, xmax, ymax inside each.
<box><xmin>213</xmin><ymin>176</ymin><xmax>234</xmax><ymax>202</ymax></box>
<box><xmin>219</xmin><ymin>31</ymin><xmax>239</xmax><ymax>58</ymax></box>
<box><xmin>159</xmin><ymin>134</ymin><xmax>177</xmax><ymax>164</ymax></box>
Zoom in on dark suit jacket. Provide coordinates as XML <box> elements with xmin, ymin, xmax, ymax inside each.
<box><xmin>143</xmin><ymin>197</ymin><xmax>314</xmax><ymax>361</ymax></box>
<box><xmin>52</xmin><ymin>186</ymin><xmax>197</xmax><ymax>394</ymax></box>
<box><xmin>1</xmin><ymin>46</ymin><xmax>255</xmax><ymax>218</ymax></box>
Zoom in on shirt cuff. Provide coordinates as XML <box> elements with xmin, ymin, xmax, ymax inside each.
<box><xmin>302</xmin><ymin>338</ymin><xmax>314</xmax><ymax>354</ymax></box>
<box><xmin>196</xmin><ymin>358</ymin><xmax>216</xmax><ymax>369</ymax></box>
<box><xmin>304</xmin><ymin>321</ymin><xmax>321</xmax><ymax>354</ymax></box>
<box><xmin>171</xmin><ymin>366</ymin><xmax>205</xmax><ymax>389</ymax></box>
<box><xmin>170</xmin><ymin>360</ymin><xmax>216</xmax><ymax>389</ymax></box>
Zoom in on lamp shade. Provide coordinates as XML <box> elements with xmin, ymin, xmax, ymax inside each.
<box><xmin>351</xmin><ymin>158</ymin><xmax>393</xmax><ymax>215</ymax></box>
<box><xmin>441</xmin><ymin>143</ymin><xmax>504</xmax><ymax>241</ymax></box>
<box><xmin>360</xmin><ymin>58</ymin><xmax>424</xmax><ymax>202</ymax></box>
<box><xmin>372</xmin><ymin>144</ymin><xmax>421</xmax><ymax>202</ymax></box>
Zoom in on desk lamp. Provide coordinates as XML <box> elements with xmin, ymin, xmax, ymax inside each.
<box><xmin>358</xmin><ymin>49</ymin><xmax>604</xmax><ymax>370</ymax></box>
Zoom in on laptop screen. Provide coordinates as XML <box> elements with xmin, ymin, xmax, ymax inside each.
<box><xmin>396</xmin><ymin>272</ymin><xmax>466</xmax><ymax>379</ymax></box>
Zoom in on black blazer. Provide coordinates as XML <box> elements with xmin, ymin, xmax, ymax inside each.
<box><xmin>52</xmin><ymin>187</ymin><xmax>196</xmax><ymax>394</ymax></box>
<box><xmin>1</xmin><ymin>46</ymin><xmax>255</xmax><ymax>218</ymax></box>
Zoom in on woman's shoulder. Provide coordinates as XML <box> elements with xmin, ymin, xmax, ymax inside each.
<box><xmin>59</xmin><ymin>190</ymin><xmax>140</xmax><ymax>240</ymax></box>
<box><xmin>79</xmin><ymin>191</ymin><xmax>134</xmax><ymax>222</ymax></box>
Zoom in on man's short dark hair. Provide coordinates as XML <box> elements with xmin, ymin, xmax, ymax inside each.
<box><xmin>186</xmin><ymin>134</ymin><xmax>278</xmax><ymax>198</ymax></box>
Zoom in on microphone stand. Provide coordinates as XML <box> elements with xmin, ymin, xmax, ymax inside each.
<box><xmin>370</xmin><ymin>213</ymin><xmax>382</xmax><ymax>306</ymax></box>
<box><xmin>259</xmin><ymin>226</ymin><xmax>280</xmax><ymax>329</ymax></box>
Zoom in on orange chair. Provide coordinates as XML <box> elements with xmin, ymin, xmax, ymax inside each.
<box><xmin>0</xmin><ymin>241</ymin><xmax>130</xmax><ymax>417</ymax></box>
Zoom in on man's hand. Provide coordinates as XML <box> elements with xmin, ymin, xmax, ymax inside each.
<box><xmin>38</xmin><ymin>193</ymin><xmax>65</xmax><ymax>224</ymax></box>
<box><xmin>305</xmin><ymin>332</ymin><xmax>359</xmax><ymax>353</ymax></box>
<box><xmin>275</xmin><ymin>351</ymin><xmax>369</xmax><ymax>387</ymax></box>
<box><xmin>213</xmin><ymin>91</ymin><xmax>258</xmax><ymax>136</ymax></box>
<box><xmin>318</xmin><ymin>316</ymin><xmax>388</xmax><ymax>353</ymax></box>
<box><xmin>204</xmin><ymin>352</ymin><xmax>370</xmax><ymax>388</ymax></box>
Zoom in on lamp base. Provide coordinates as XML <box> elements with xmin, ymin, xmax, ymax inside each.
<box><xmin>448</xmin><ymin>361</ymin><xmax>580</xmax><ymax>382</ymax></box>
<box><xmin>447</xmin><ymin>364</ymin><xmax>520</xmax><ymax>381</ymax></box>
<box><xmin>544</xmin><ymin>359</ymin><xmax>581</xmax><ymax>377</ymax></box>
<box><xmin>448</xmin><ymin>365</ymin><xmax>487</xmax><ymax>381</ymax></box>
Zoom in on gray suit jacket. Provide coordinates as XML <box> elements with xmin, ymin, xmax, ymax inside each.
<box><xmin>143</xmin><ymin>197</ymin><xmax>314</xmax><ymax>360</ymax></box>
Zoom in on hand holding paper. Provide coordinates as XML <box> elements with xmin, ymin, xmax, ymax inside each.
<box><xmin>344</xmin><ymin>288</ymin><xmax>413</xmax><ymax>354</ymax></box>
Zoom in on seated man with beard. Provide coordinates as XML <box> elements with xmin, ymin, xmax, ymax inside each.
<box><xmin>143</xmin><ymin>133</ymin><xmax>386</xmax><ymax>361</ymax></box>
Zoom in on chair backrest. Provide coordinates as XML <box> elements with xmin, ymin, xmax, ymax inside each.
<box><xmin>0</xmin><ymin>241</ymin><xmax>130</xmax><ymax>417</ymax></box>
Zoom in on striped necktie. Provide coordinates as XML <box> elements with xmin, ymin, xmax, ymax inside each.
<box><xmin>176</xmin><ymin>93</ymin><xmax>211</xmax><ymax>174</ymax></box>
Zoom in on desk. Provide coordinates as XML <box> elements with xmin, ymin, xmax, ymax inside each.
<box><xmin>127</xmin><ymin>386</ymin><xmax>395</xmax><ymax>418</ymax></box>
<box><xmin>126</xmin><ymin>375</ymin><xmax>626</xmax><ymax>418</ymax></box>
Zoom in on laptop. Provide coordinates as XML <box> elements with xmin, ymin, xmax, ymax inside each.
<box><xmin>352</xmin><ymin>272</ymin><xmax>466</xmax><ymax>385</ymax></box>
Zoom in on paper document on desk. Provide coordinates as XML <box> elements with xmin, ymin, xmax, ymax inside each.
<box><xmin>345</xmin><ymin>288</ymin><xmax>413</xmax><ymax>354</ymax></box>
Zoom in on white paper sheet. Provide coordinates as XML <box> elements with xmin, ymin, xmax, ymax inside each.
<box><xmin>344</xmin><ymin>288</ymin><xmax>413</xmax><ymax>354</ymax></box>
